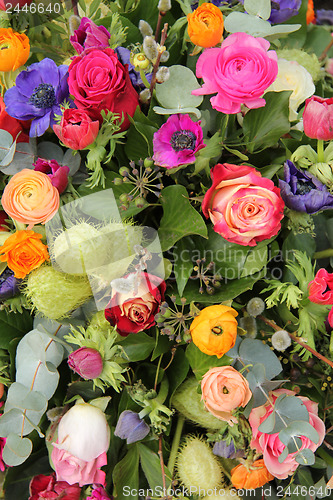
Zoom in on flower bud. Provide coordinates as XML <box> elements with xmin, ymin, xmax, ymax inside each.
<box><xmin>239</xmin><ymin>316</ymin><xmax>257</xmax><ymax>338</ymax></box>
<box><xmin>303</xmin><ymin>96</ymin><xmax>333</xmax><ymax>141</ymax></box>
<box><xmin>139</xmin><ymin>20</ymin><xmax>153</xmax><ymax>38</ymax></box>
<box><xmin>68</xmin><ymin>347</ymin><xmax>103</xmax><ymax>380</ymax></box>
<box><xmin>158</xmin><ymin>0</ymin><xmax>171</xmax><ymax>12</ymax></box>
<box><xmin>246</xmin><ymin>297</ymin><xmax>265</xmax><ymax>317</ymax></box>
<box><xmin>160</xmin><ymin>50</ymin><xmax>170</xmax><ymax>62</ymax></box>
<box><xmin>309</xmin><ymin>162</ymin><xmax>333</xmax><ymax>188</ymax></box>
<box><xmin>114</xmin><ymin>410</ymin><xmax>150</xmax><ymax>444</ymax></box>
<box><xmin>132</xmin><ymin>52</ymin><xmax>150</xmax><ymax>70</ymax></box>
<box><xmin>271</xmin><ymin>330</ymin><xmax>291</xmax><ymax>351</ymax></box>
<box><xmin>139</xmin><ymin>88</ymin><xmax>151</xmax><ymax>104</ymax></box>
<box><xmin>156</xmin><ymin>66</ymin><xmax>170</xmax><ymax>84</ymax></box>
<box><xmin>176</xmin><ymin>436</ymin><xmax>223</xmax><ymax>492</ymax></box>
<box><xmin>213</xmin><ymin>440</ymin><xmax>244</xmax><ymax>459</ymax></box>
<box><xmin>143</xmin><ymin>36</ymin><xmax>158</xmax><ymax>62</ymax></box>
<box><xmin>56</xmin><ymin>402</ymin><xmax>110</xmax><ymax>462</ymax></box>
<box><xmin>68</xmin><ymin>15</ymin><xmax>81</xmax><ymax>36</ymax></box>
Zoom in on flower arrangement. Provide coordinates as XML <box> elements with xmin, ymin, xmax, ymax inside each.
<box><xmin>0</xmin><ymin>0</ymin><xmax>332</xmax><ymax>498</ymax></box>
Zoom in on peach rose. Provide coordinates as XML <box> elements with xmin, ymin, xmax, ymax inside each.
<box><xmin>1</xmin><ymin>169</ymin><xmax>59</xmax><ymax>229</ymax></box>
<box><xmin>249</xmin><ymin>389</ymin><xmax>326</xmax><ymax>479</ymax></box>
<box><xmin>0</xmin><ymin>230</ymin><xmax>49</xmax><ymax>278</ymax></box>
<box><xmin>201</xmin><ymin>366</ymin><xmax>252</xmax><ymax>425</ymax></box>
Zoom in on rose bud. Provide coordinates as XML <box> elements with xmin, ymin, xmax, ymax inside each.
<box><xmin>56</xmin><ymin>402</ymin><xmax>110</xmax><ymax>462</ymax></box>
<box><xmin>33</xmin><ymin>158</ymin><xmax>70</xmax><ymax>194</ymax></box>
<box><xmin>114</xmin><ymin>410</ymin><xmax>150</xmax><ymax>444</ymax></box>
<box><xmin>68</xmin><ymin>347</ymin><xmax>103</xmax><ymax>380</ymax></box>
<box><xmin>303</xmin><ymin>96</ymin><xmax>333</xmax><ymax>140</ymax></box>
<box><xmin>53</xmin><ymin>109</ymin><xmax>100</xmax><ymax>151</ymax></box>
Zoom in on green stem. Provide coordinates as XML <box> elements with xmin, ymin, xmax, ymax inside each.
<box><xmin>313</xmin><ymin>248</ymin><xmax>333</xmax><ymax>259</ymax></box>
<box><xmin>167</xmin><ymin>414</ymin><xmax>185</xmax><ymax>475</ymax></box>
<box><xmin>317</xmin><ymin>139</ymin><xmax>325</xmax><ymax>163</ymax></box>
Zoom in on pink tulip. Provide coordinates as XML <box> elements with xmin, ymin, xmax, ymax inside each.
<box><xmin>68</xmin><ymin>347</ymin><xmax>103</xmax><ymax>380</ymax></box>
<box><xmin>303</xmin><ymin>96</ymin><xmax>333</xmax><ymax>140</ymax></box>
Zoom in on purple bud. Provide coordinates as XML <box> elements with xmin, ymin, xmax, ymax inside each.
<box><xmin>114</xmin><ymin>410</ymin><xmax>150</xmax><ymax>444</ymax></box>
<box><xmin>33</xmin><ymin>158</ymin><xmax>70</xmax><ymax>194</ymax></box>
<box><xmin>0</xmin><ymin>268</ymin><xmax>21</xmax><ymax>301</ymax></box>
<box><xmin>213</xmin><ymin>440</ymin><xmax>244</xmax><ymax>459</ymax></box>
<box><xmin>68</xmin><ymin>347</ymin><xmax>103</xmax><ymax>380</ymax></box>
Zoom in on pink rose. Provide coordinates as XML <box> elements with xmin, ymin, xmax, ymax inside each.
<box><xmin>68</xmin><ymin>48</ymin><xmax>139</xmax><ymax>130</ymax></box>
<box><xmin>192</xmin><ymin>32</ymin><xmax>278</xmax><ymax>114</ymax></box>
<box><xmin>51</xmin><ymin>447</ymin><xmax>107</xmax><ymax>487</ymax></box>
<box><xmin>202</xmin><ymin>163</ymin><xmax>284</xmax><ymax>246</ymax></box>
<box><xmin>201</xmin><ymin>366</ymin><xmax>252</xmax><ymax>425</ymax></box>
<box><xmin>249</xmin><ymin>389</ymin><xmax>326</xmax><ymax>479</ymax></box>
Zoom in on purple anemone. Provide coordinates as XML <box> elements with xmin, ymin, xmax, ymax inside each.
<box><xmin>152</xmin><ymin>113</ymin><xmax>205</xmax><ymax>169</ymax></box>
<box><xmin>4</xmin><ymin>58</ymin><xmax>70</xmax><ymax>138</ymax></box>
<box><xmin>279</xmin><ymin>160</ymin><xmax>333</xmax><ymax>214</ymax></box>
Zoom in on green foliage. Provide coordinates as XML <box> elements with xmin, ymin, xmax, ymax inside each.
<box><xmin>118</xmin><ymin>332</ymin><xmax>155</xmax><ymax>362</ymax></box>
<box><xmin>185</xmin><ymin>342</ymin><xmax>232</xmax><ymax>380</ymax></box>
<box><xmin>113</xmin><ymin>446</ymin><xmax>139</xmax><ymax>500</ymax></box>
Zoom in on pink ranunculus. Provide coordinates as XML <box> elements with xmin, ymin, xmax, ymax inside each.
<box><xmin>308</xmin><ymin>268</ymin><xmax>333</xmax><ymax>305</ymax></box>
<box><xmin>68</xmin><ymin>48</ymin><xmax>139</xmax><ymax>130</ymax></box>
<box><xmin>303</xmin><ymin>96</ymin><xmax>333</xmax><ymax>141</ymax></box>
<box><xmin>192</xmin><ymin>32</ymin><xmax>278</xmax><ymax>114</ymax></box>
<box><xmin>249</xmin><ymin>389</ymin><xmax>325</xmax><ymax>480</ymax></box>
<box><xmin>51</xmin><ymin>447</ymin><xmax>107</xmax><ymax>487</ymax></box>
<box><xmin>202</xmin><ymin>163</ymin><xmax>285</xmax><ymax>247</ymax></box>
<box><xmin>29</xmin><ymin>473</ymin><xmax>81</xmax><ymax>500</ymax></box>
<box><xmin>53</xmin><ymin>108</ymin><xmax>100</xmax><ymax>151</ymax></box>
<box><xmin>33</xmin><ymin>158</ymin><xmax>70</xmax><ymax>194</ymax></box>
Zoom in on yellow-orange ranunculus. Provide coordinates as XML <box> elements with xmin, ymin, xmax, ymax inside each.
<box><xmin>0</xmin><ymin>28</ymin><xmax>30</xmax><ymax>72</ymax></box>
<box><xmin>187</xmin><ymin>2</ymin><xmax>224</xmax><ymax>48</ymax></box>
<box><xmin>0</xmin><ymin>230</ymin><xmax>49</xmax><ymax>278</ymax></box>
<box><xmin>190</xmin><ymin>304</ymin><xmax>238</xmax><ymax>358</ymax></box>
<box><xmin>231</xmin><ymin>459</ymin><xmax>275</xmax><ymax>490</ymax></box>
<box><xmin>1</xmin><ymin>169</ymin><xmax>60</xmax><ymax>229</ymax></box>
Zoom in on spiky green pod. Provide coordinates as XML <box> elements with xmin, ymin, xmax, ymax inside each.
<box><xmin>176</xmin><ymin>436</ymin><xmax>223</xmax><ymax>495</ymax></box>
<box><xmin>171</xmin><ymin>378</ymin><xmax>227</xmax><ymax>431</ymax></box>
<box><xmin>25</xmin><ymin>265</ymin><xmax>92</xmax><ymax>320</ymax></box>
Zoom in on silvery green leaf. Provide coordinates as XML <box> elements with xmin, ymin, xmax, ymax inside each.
<box><xmin>224</xmin><ymin>12</ymin><xmax>272</xmax><ymax>36</ymax></box>
<box><xmin>37</xmin><ymin>141</ymin><xmax>63</xmax><ymax>163</ymax></box>
<box><xmin>239</xmin><ymin>338</ymin><xmax>282</xmax><ymax>380</ymax></box>
<box><xmin>63</xmin><ymin>149</ymin><xmax>81</xmax><ymax>175</ymax></box>
<box><xmin>2</xmin><ymin>434</ymin><xmax>32</xmax><ymax>466</ymax></box>
<box><xmin>153</xmin><ymin>106</ymin><xmax>201</xmax><ymax>119</ymax></box>
<box><xmin>279</xmin><ymin>421</ymin><xmax>319</xmax><ymax>448</ymax></box>
<box><xmin>155</xmin><ymin>65</ymin><xmax>203</xmax><ymax>111</ymax></box>
<box><xmin>0</xmin><ymin>408</ymin><xmax>34</xmax><ymax>437</ymax></box>
<box><xmin>295</xmin><ymin>448</ymin><xmax>315</xmax><ymax>466</ymax></box>
<box><xmin>278</xmin><ymin>446</ymin><xmax>289</xmax><ymax>464</ymax></box>
<box><xmin>0</xmin><ymin>130</ymin><xmax>18</xmax><ymax>167</ymax></box>
<box><xmin>244</xmin><ymin>0</ymin><xmax>271</xmax><ymax>20</ymax></box>
<box><xmin>1</xmin><ymin>142</ymin><xmax>35</xmax><ymax>174</ymax></box>
<box><xmin>4</xmin><ymin>382</ymin><xmax>47</xmax><ymax>412</ymax></box>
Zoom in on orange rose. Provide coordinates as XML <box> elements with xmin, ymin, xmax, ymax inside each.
<box><xmin>0</xmin><ymin>28</ymin><xmax>30</xmax><ymax>72</ymax></box>
<box><xmin>1</xmin><ymin>169</ymin><xmax>60</xmax><ymax>228</ymax></box>
<box><xmin>201</xmin><ymin>366</ymin><xmax>252</xmax><ymax>424</ymax></box>
<box><xmin>187</xmin><ymin>3</ymin><xmax>224</xmax><ymax>48</ymax></box>
<box><xmin>0</xmin><ymin>230</ymin><xmax>49</xmax><ymax>278</ymax></box>
<box><xmin>231</xmin><ymin>459</ymin><xmax>275</xmax><ymax>489</ymax></box>
<box><xmin>190</xmin><ymin>304</ymin><xmax>238</xmax><ymax>358</ymax></box>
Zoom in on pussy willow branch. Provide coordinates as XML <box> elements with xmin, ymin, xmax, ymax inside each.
<box><xmin>20</xmin><ymin>325</ymin><xmax>62</xmax><ymax>438</ymax></box>
<box><xmin>258</xmin><ymin>315</ymin><xmax>333</xmax><ymax>369</ymax></box>
<box><xmin>319</xmin><ymin>36</ymin><xmax>333</xmax><ymax>61</ymax></box>
<box><xmin>148</xmin><ymin>23</ymin><xmax>168</xmax><ymax>105</ymax></box>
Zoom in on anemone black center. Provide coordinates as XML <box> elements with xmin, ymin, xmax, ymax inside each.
<box><xmin>29</xmin><ymin>83</ymin><xmax>56</xmax><ymax>109</ymax></box>
<box><xmin>170</xmin><ymin>130</ymin><xmax>196</xmax><ymax>152</ymax></box>
<box><xmin>296</xmin><ymin>179</ymin><xmax>315</xmax><ymax>195</ymax></box>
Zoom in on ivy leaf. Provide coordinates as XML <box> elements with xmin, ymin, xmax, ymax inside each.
<box><xmin>185</xmin><ymin>342</ymin><xmax>232</xmax><ymax>380</ymax></box>
<box><xmin>158</xmin><ymin>185</ymin><xmax>208</xmax><ymax>251</ymax></box>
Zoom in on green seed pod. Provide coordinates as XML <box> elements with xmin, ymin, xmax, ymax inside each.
<box><xmin>25</xmin><ymin>265</ymin><xmax>92</xmax><ymax>320</ymax></box>
<box><xmin>246</xmin><ymin>297</ymin><xmax>265</xmax><ymax>317</ymax></box>
<box><xmin>171</xmin><ymin>378</ymin><xmax>227</xmax><ymax>431</ymax></box>
<box><xmin>176</xmin><ymin>436</ymin><xmax>223</xmax><ymax>495</ymax></box>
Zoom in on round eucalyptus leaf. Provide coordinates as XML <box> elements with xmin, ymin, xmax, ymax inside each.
<box><xmin>155</xmin><ymin>65</ymin><xmax>203</xmax><ymax>111</ymax></box>
<box><xmin>2</xmin><ymin>433</ymin><xmax>33</xmax><ymax>466</ymax></box>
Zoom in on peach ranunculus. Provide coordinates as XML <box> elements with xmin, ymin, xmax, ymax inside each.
<box><xmin>202</xmin><ymin>163</ymin><xmax>285</xmax><ymax>247</ymax></box>
<box><xmin>187</xmin><ymin>3</ymin><xmax>224</xmax><ymax>49</ymax></box>
<box><xmin>1</xmin><ymin>169</ymin><xmax>60</xmax><ymax>228</ymax></box>
<box><xmin>0</xmin><ymin>28</ymin><xmax>30</xmax><ymax>72</ymax></box>
<box><xmin>0</xmin><ymin>230</ymin><xmax>49</xmax><ymax>278</ymax></box>
<box><xmin>231</xmin><ymin>459</ymin><xmax>274</xmax><ymax>490</ymax></box>
<box><xmin>201</xmin><ymin>366</ymin><xmax>252</xmax><ymax>425</ymax></box>
<box><xmin>249</xmin><ymin>389</ymin><xmax>326</xmax><ymax>479</ymax></box>
<box><xmin>190</xmin><ymin>304</ymin><xmax>238</xmax><ymax>358</ymax></box>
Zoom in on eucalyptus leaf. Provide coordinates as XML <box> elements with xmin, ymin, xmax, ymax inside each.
<box><xmin>5</xmin><ymin>383</ymin><xmax>47</xmax><ymax>413</ymax></box>
<box><xmin>244</xmin><ymin>0</ymin><xmax>271</xmax><ymax>20</ymax></box>
<box><xmin>279</xmin><ymin>421</ymin><xmax>319</xmax><ymax>448</ymax></box>
<box><xmin>0</xmin><ymin>408</ymin><xmax>34</xmax><ymax>437</ymax></box>
<box><xmin>1</xmin><ymin>142</ymin><xmax>35</xmax><ymax>174</ymax></box>
<box><xmin>62</xmin><ymin>149</ymin><xmax>81</xmax><ymax>176</ymax></box>
<box><xmin>155</xmin><ymin>65</ymin><xmax>203</xmax><ymax>111</ymax></box>
<box><xmin>2</xmin><ymin>434</ymin><xmax>32</xmax><ymax>466</ymax></box>
<box><xmin>295</xmin><ymin>448</ymin><xmax>315</xmax><ymax>466</ymax></box>
<box><xmin>37</xmin><ymin>142</ymin><xmax>64</xmax><ymax>163</ymax></box>
<box><xmin>239</xmin><ymin>338</ymin><xmax>282</xmax><ymax>380</ymax></box>
<box><xmin>153</xmin><ymin>106</ymin><xmax>201</xmax><ymax>118</ymax></box>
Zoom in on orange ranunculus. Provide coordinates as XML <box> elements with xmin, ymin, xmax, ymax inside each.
<box><xmin>0</xmin><ymin>230</ymin><xmax>49</xmax><ymax>278</ymax></box>
<box><xmin>1</xmin><ymin>169</ymin><xmax>60</xmax><ymax>228</ymax></box>
<box><xmin>231</xmin><ymin>459</ymin><xmax>275</xmax><ymax>490</ymax></box>
<box><xmin>0</xmin><ymin>28</ymin><xmax>30</xmax><ymax>72</ymax></box>
<box><xmin>190</xmin><ymin>304</ymin><xmax>238</xmax><ymax>358</ymax></box>
<box><xmin>201</xmin><ymin>366</ymin><xmax>252</xmax><ymax>424</ymax></box>
<box><xmin>306</xmin><ymin>0</ymin><xmax>315</xmax><ymax>25</ymax></box>
<box><xmin>187</xmin><ymin>2</ymin><xmax>224</xmax><ymax>48</ymax></box>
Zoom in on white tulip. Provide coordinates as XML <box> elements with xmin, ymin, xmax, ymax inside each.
<box><xmin>56</xmin><ymin>403</ymin><xmax>110</xmax><ymax>462</ymax></box>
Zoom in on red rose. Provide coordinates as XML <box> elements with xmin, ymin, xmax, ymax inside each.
<box><xmin>0</xmin><ymin>96</ymin><xmax>30</xmax><ymax>143</ymax></box>
<box><xmin>104</xmin><ymin>272</ymin><xmax>166</xmax><ymax>336</ymax></box>
<box><xmin>53</xmin><ymin>108</ymin><xmax>99</xmax><ymax>150</ymax></box>
<box><xmin>67</xmin><ymin>48</ymin><xmax>139</xmax><ymax>131</ymax></box>
<box><xmin>29</xmin><ymin>473</ymin><xmax>81</xmax><ymax>500</ymax></box>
